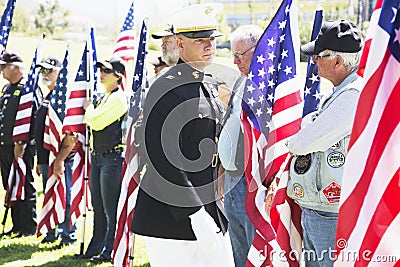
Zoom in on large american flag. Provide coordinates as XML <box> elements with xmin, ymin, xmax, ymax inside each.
<box><xmin>112</xmin><ymin>19</ymin><xmax>147</xmax><ymax>267</ymax></box>
<box><xmin>113</xmin><ymin>1</ymin><xmax>135</xmax><ymax>91</ymax></box>
<box><xmin>37</xmin><ymin>47</ymin><xmax>70</xmax><ymax>237</ymax></box>
<box><xmin>302</xmin><ymin>2</ymin><xmax>323</xmax><ymax>117</ymax></box>
<box><xmin>241</xmin><ymin>0</ymin><xmax>303</xmax><ymax>266</ymax></box>
<box><xmin>357</xmin><ymin>0</ymin><xmax>383</xmax><ymax>78</ymax></box>
<box><xmin>0</xmin><ymin>0</ymin><xmax>16</xmax><ymax>53</ymax></box>
<box><xmin>334</xmin><ymin>1</ymin><xmax>400</xmax><ymax>266</ymax></box>
<box><xmin>63</xmin><ymin>41</ymin><xmax>93</xmax><ymax>229</ymax></box>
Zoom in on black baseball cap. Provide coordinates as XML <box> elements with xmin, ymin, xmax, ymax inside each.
<box><xmin>0</xmin><ymin>51</ymin><xmax>24</xmax><ymax>66</ymax></box>
<box><xmin>96</xmin><ymin>57</ymin><xmax>125</xmax><ymax>76</ymax></box>
<box><xmin>36</xmin><ymin>56</ymin><xmax>61</xmax><ymax>69</ymax></box>
<box><xmin>301</xmin><ymin>20</ymin><xmax>363</xmax><ymax>55</ymax></box>
<box><xmin>151</xmin><ymin>57</ymin><xmax>167</xmax><ymax>67</ymax></box>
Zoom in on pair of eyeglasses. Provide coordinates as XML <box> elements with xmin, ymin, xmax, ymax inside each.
<box><xmin>232</xmin><ymin>45</ymin><xmax>256</xmax><ymax>60</ymax></box>
<box><xmin>40</xmin><ymin>68</ymin><xmax>53</xmax><ymax>74</ymax></box>
<box><xmin>312</xmin><ymin>53</ymin><xmax>331</xmax><ymax>60</ymax></box>
<box><xmin>0</xmin><ymin>64</ymin><xmax>9</xmax><ymax>70</ymax></box>
<box><xmin>100</xmin><ymin>68</ymin><xmax>114</xmax><ymax>74</ymax></box>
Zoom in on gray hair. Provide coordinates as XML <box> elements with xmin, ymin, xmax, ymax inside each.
<box><xmin>326</xmin><ymin>49</ymin><xmax>362</xmax><ymax>73</ymax></box>
<box><xmin>229</xmin><ymin>25</ymin><xmax>263</xmax><ymax>47</ymax></box>
<box><xmin>9</xmin><ymin>64</ymin><xmax>25</xmax><ymax>72</ymax></box>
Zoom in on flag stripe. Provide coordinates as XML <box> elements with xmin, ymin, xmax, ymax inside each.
<box><xmin>335</xmin><ymin>52</ymin><xmax>399</xmax><ymax>248</ymax></box>
<box><xmin>334</xmin><ymin>1</ymin><xmax>400</xmax><ymax>265</ymax></box>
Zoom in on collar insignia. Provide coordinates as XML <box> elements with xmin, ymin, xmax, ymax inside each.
<box><xmin>192</xmin><ymin>71</ymin><xmax>199</xmax><ymax>79</ymax></box>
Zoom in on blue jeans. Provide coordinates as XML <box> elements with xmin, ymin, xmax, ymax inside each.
<box><xmin>301</xmin><ymin>207</ymin><xmax>338</xmax><ymax>267</ymax></box>
<box><xmin>40</xmin><ymin>161</ymin><xmax>77</xmax><ymax>242</ymax></box>
<box><xmin>224</xmin><ymin>172</ymin><xmax>255</xmax><ymax>267</ymax></box>
<box><xmin>85</xmin><ymin>151</ymin><xmax>122</xmax><ymax>258</ymax></box>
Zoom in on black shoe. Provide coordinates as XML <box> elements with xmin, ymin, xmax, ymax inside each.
<box><xmin>1</xmin><ymin>228</ymin><xmax>19</xmax><ymax>237</ymax></box>
<box><xmin>90</xmin><ymin>255</ymin><xmax>111</xmax><ymax>264</ymax></box>
<box><xmin>40</xmin><ymin>235</ymin><xmax>58</xmax><ymax>244</ymax></box>
<box><xmin>73</xmin><ymin>253</ymin><xmax>94</xmax><ymax>260</ymax></box>
<box><xmin>56</xmin><ymin>238</ymin><xmax>77</xmax><ymax>249</ymax></box>
<box><xmin>41</xmin><ymin>239</ymin><xmax>55</xmax><ymax>244</ymax></box>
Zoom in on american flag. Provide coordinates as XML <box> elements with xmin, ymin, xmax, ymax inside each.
<box><xmin>112</xmin><ymin>19</ymin><xmax>147</xmax><ymax>267</ymax></box>
<box><xmin>113</xmin><ymin>1</ymin><xmax>135</xmax><ymax>62</ymax></box>
<box><xmin>356</xmin><ymin>0</ymin><xmax>383</xmax><ymax>77</ymax></box>
<box><xmin>37</xmin><ymin>47</ymin><xmax>69</xmax><ymax>237</ymax></box>
<box><xmin>241</xmin><ymin>0</ymin><xmax>303</xmax><ymax>266</ymax></box>
<box><xmin>302</xmin><ymin>2</ymin><xmax>323</xmax><ymax>117</ymax></box>
<box><xmin>334</xmin><ymin>1</ymin><xmax>400</xmax><ymax>266</ymax></box>
<box><xmin>0</xmin><ymin>0</ymin><xmax>16</xmax><ymax>53</ymax></box>
<box><xmin>13</xmin><ymin>37</ymin><xmax>44</xmax><ymax>141</ymax></box>
<box><xmin>63</xmin><ymin>41</ymin><xmax>93</xmax><ymax>228</ymax></box>
<box><xmin>113</xmin><ymin>1</ymin><xmax>135</xmax><ymax>90</ymax></box>
<box><xmin>4</xmin><ymin>158</ymin><xmax>26</xmax><ymax>207</ymax></box>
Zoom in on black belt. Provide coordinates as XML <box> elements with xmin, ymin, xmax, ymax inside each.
<box><xmin>91</xmin><ymin>147</ymin><xmax>123</xmax><ymax>156</ymax></box>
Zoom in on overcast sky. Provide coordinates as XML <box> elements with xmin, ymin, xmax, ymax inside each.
<box><xmin>53</xmin><ymin>0</ymin><xmax>189</xmax><ymax>30</ymax></box>
<box><xmin>15</xmin><ymin>0</ymin><xmax>191</xmax><ymax>31</ymax></box>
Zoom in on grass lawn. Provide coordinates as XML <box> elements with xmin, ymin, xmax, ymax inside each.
<box><xmin>0</xmin><ymin>171</ymin><xmax>150</xmax><ymax>267</ymax></box>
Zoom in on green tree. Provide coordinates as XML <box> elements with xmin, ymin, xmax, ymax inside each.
<box><xmin>34</xmin><ymin>0</ymin><xmax>69</xmax><ymax>35</ymax></box>
<box><xmin>0</xmin><ymin>3</ymin><xmax>30</xmax><ymax>35</ymax></box>
<box><xmin>12</xmin><ymin>8</ymin><xmax>30</xmax><ymax>34</ymax></box>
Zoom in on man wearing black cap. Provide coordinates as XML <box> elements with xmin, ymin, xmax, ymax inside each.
<box><xmin>286</xmin><ymin>20</ymin><xmax>363</xmax><ymax>266</ymax></box>
<box><xmin>79</xmin><ymin>57</ymin><xmax>128</xmax><ymax>263</ymax></box>
<box><xmin>34</xmin><ymin>56</ymin><xmax>78</xmax><ymax>246</ymax></box>
<box><xmin>132</xmin><ymin>3</ymin><xmax>234</xmax><ymax>267</ymax></box>
<box><xmin>0</xmin><ymin>51</ymin><xmax>37</xmax><ymax>237</ymax></box>
<box><xmin>150</xmin><ymin>56</ymin><xmax>168</xmax><ymax>79</ymax></box>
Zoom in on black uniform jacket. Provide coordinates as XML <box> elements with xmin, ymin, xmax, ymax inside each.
<box><xmin>131</xmin><ymin>59</ymin><xmax>228</xmax><ymax>240</ymax></box>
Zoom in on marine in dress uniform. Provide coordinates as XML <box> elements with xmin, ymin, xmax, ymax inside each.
<box><xmin>0</xmin><ymin>52</ymin><xmax>37</xmax><ymax>237</ymax></box>
<box><xmin>131</xmin><ymin>3</ymin><xmax>234</xmax><ymax>267</ymax></box>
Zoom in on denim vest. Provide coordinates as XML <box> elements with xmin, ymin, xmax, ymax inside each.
<box><xmin>287</xmin><ymin>72</ymin><xmax>362</xmax><ymax>212</ymax></box>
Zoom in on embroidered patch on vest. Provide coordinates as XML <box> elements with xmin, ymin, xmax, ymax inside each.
<box><xmin>323</xmin><ymin>181</ymin><xmax>341</xmax><ymax>203</ymax></box>
<box><xmin>327</xmin><ymin>151</ymin><xmax>345</xmax><ymax>168</ymax></box>
<box><xmin>292</xmin><ymin>183</ymin><xmax>304</xmax><ymax>198</ymax></box>
<box><xmin>294</xmin><ymin>154</ymin><xmax>311</xmax><ymax>174</ymax></box>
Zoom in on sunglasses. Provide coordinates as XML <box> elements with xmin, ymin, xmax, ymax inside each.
<box><xmin>232</xmin><ymin>45</ymin><xmax>256</xmax><ymax>60</ymax></box>
<box><xmin>40</xmin><ymin>68</ymin><xmax>53</xmax><ymax>74</ymax></box>
<box><xmin>100</xmin><ymin>68</ymin><xmax>114</xmax><ymax>74</ymax></box>
<box><xmin>312</xmin><ymin>53</ymin><xmax>331</xmax><ymax>60</ymax></box>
